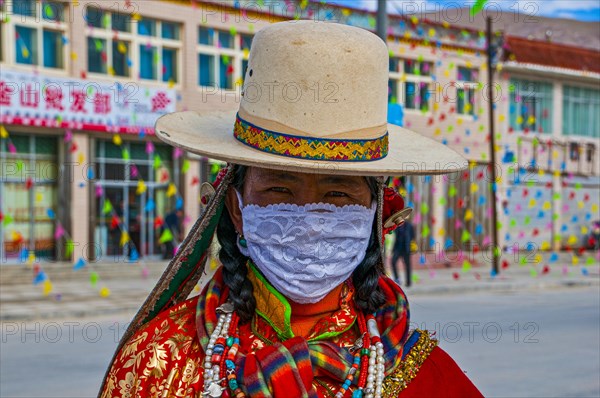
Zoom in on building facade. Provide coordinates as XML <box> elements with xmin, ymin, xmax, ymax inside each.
<box><xmin>496</xmin><ymin>37</ymin><xmax>600</xmax><ymax>253</ymax></box>
<box><xmin>1</xmin><ymin>0</ymin><xmax>597</xmax><ymax>266</ymax></box>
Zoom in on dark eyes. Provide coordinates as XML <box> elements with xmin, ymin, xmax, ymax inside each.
<box><xmin>327</xmin><ymin>191</ymin><xmax>348</xmax><ymax>197</ymax></box>
<box><xmin>269</xmin><ymin>187</ymin><xmax>290</xmax><ymax>193</ymax></box>
<box><xmin>268</xmin><ymin>187</ymin><xmax>348</xmax><ymax>197</ymax></box>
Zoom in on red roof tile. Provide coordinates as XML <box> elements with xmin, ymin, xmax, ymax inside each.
<box><xmin>504</xmin><ymin>36</ymin><xmax>600</xmax><ymax>73</ymax></box>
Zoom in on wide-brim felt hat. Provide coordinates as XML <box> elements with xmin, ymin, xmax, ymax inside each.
<box><xmin>156</xmin><ymin>21</ymin><xmax>467</xmax><ymax>176</ymax></box>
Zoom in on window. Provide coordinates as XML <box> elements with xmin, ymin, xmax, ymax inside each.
<box><xmin>240</xmin><ymin>33</ymin><xmax>253</xmax><ymax>50</ymax></box>
<box><xmin>43</xmin><ymin>30</ymin><xmax>63</xmax><ymax>68</ymax></box>
<box><xmin>197</xmin><ymin>27</ymin><xmax>253</xmax><ymax>90</ymax></box>
<box><xmin>94</xmin><ymin>139</ymin><xmax>176</xmax><ymax>258</ymax></box>
<box><xmin>111</xmin><ymin>12</ymin><xmax>131</xmax><ymax>32</ymax></box>
<box><xmin>388</xmin><ymin>57</ymin><xmax>433</xmax><ymax>111</ymax></box>
<box><xmin>138</xmin><ymin>18</ymin><xmax>156</xmax><ymax>36</ymax></box>
<box><xmin>563</xmin><ymin>85</ymin><xmax>600</xmax><ymax>138</ymax></box>
<box><xmin>85</xmin><ymin>6</ymin><xmax>106</xmax><ymax>28</ymax></box>
<box><xmin>13</xmin><ymin>0</ymin><xmax>36</xmax><ymax>17</ymax></box>
<box><xmin>388</xmin><ymin>79</ymin><xmax>398</xmax><ymax>103</ymax></box>
<box><xmin>112</xmin><ymin>41</ymin><xmax>130</xmax><ymax>77</ymax></box>
<box><xmin>8</xmin><ymin>1</ymin><xmax>67</xmax><ymax>69</ymax></box>
<box><xmin>404</xmin><ymin>59</ymin><xmax>433</xmax><ymax>77</ymax></box>
<box><xmin>198</xmin><ymin>27</ymin><xmax>215</xmax><ymax>45</ymax></box>
<box><xmin>15</xmin><ymin>26</ymin><xmax>38</xmax><ymax>65</ymax></box>
<box><xmin>456</xmin><ymin>67</ymin><xmax>479</xmax><ymax>116</ymax></box>
<box><xmin>1</xmin><ymin>133</ymin><xmax>58</xmax><ymax>260</ymax></box>
<box><xmin>389</xmin><ymin>57</ymin><xmax>400</xmax><ymax>73</ymax></box>
<box><xmin>88</xmin><ymin>37</ymin><xmax>107</xmax><ymax>74</ymax></box>
<box><xmin>139</xmin><ymin>44</ymin><xmax>157</xmax><ymax>80</ymax></box>
<box><xmin>509</xmin><ymin>78</ymin><xmax>553</xmax><ymax>133</ymax></box>
<box><xmin>162</xmin><ymin>22</ymin><xmax>180</xmax><ymax>40</ymax></box>
<box><xmin>218</xmin><ymin>30</ymin><xmax>233</xmax><ymax>48</ymax></box>
<box><xmin>198</xmin><ymin>54</ymin><xmax>215</xmax><ymax>86</ymax></box>
<box><xmin>85</xmin><ymin>8</ymin><xmax>181</xmax><ymax>83</ymax></box>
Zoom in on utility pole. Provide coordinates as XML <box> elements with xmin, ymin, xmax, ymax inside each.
<box><xmin>376</xmin><ymin>0</ymin><xmax>387</xmax><ymax>42</ymax></box>
<box><xmin>486</xmin><ymin>16</ymin><xmax>500</xmax><ymax>275</ymax></box>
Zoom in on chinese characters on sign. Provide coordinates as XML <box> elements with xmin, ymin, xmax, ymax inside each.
<box><xmin>0</xmin><ymin>68</ymin><xmax>177</xmax><ymax>134</ymax></box>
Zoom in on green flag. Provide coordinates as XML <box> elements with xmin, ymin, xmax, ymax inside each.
<box><xmin>470</xmin><ymin>0</ymin><xmax>488</xmax><ymax>16</ymax></box>
<box><xmin>2</xmin><ymin>214</ymin><xmax>13</xmax><ymax>226</ymax></box>
<box><xmin>461</xmin><ymin>230</ymin><xmax>471</xmax><ymax>243</ymax></box>
<box><xmin>159</xmin><ymin>228</ymin><xmax>174</xmax><ymax>244</ymax></box>
<box><xmin>102</xmin><ymin>200</ymin><xmax>113</xmax><ymax>214</ymax></box>
<box><xmin>90</xmin><ymin>271</ymin><xmax>99</xmax><ymax>287</ymax></box>
<box><xmin>462</xmin><ymin>260</ymin><xmax>472</xmax><ymax>273</ymax></box>
<box><xmin>181</xmin><ymin>159</ymin><xmax>190</xmax><ymax>173</ymax></box>
<box><xmin>65</xmin><ymin>239</ymin><xmax>75</xmax><ymax>259</ymax></box>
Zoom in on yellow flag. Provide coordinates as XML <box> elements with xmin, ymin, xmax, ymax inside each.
<box><xmin>100</xmin><ymin>286</ymin><xmax>111</xmax><ymax>297</ymax></box>
<box><xmin>120</xmin><ymin>231</ymin><xmax>130</xmax><ymax>247</ymax></box>
<box><xmin>113</xmin><ymin>134</ymin><xmax>122</xmax><ymax>146</ymax></box>
<box><xmin>43</xmin><ymin>280</ymin><xmax>53</xmax><ymax>296</ymax></box>
<box><xmin>0</xmin><ymin>125</ymin><xmax>8</xmax><ymax>138</ymax></box>
<box><xmin>166</xmin><ymin>183</ymin><xmax>177</xmax><ymax>197</ymax></box>
<box><xmin>136</xmin><ymin>180</ymin><xmax>147</xmax><ymax>195</ymax></box>
<box><xmin>464</xmin><ymin>209</ymin><xmax>474</xmax><ymax>221</ymax></box>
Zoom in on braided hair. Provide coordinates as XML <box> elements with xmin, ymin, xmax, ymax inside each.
<box><xmin>216</xmin><ymin>165</ymin><xmax>385</xmax><ymax>323</ymax></box>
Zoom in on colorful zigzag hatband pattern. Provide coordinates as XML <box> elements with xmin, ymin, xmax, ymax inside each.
<box><xmin>233</xmin><ymin>114</ymin><xmax>388</xmax><ymax>162</ymax></box>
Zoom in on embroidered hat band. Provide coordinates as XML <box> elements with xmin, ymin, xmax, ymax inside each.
<box><xmin>233</xmin><ymin>113</ymin><xmax>389</xmax><ymax>162</ymax></box>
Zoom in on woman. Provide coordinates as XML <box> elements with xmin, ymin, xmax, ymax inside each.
<box><xmin>100</xmin><ymin>20</ymin><xmax>482</xmax><ymax>398</ymax></box>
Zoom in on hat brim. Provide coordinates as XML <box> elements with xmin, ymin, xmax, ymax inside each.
<box><xmin>155</xmin><ymin>110</ymin><xmax>468</xmax><ymax>176</ymax></box>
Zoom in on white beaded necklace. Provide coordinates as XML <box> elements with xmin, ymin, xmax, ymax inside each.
<box><xmin>202</xmin><ymin>305</ymin><xmax>387</xmax><ymax>398</ymax></box>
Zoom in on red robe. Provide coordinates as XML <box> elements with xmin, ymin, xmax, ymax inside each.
<box><xmin>101</xmin><ymin>267</ymin><xmax>482</xmax><ymax>397</ymax></box>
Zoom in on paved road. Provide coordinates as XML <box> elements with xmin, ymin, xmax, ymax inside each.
<box><xmin>409</xmin><ymin>286</ymin><xmax>600</xmax><ymax>398</ymax></box>
<box><xmin>1</xmin><ymin>287</ymin><xmax>599</xmax><ymax>398</ymax></box>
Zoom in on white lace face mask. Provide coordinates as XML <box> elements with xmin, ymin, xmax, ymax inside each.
<box><xmin>235</xmin><ymin>191</ymin><xmax>376</xmax><ymax>304</ymax></box>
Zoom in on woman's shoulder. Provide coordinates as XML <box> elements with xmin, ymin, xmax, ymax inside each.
<box><xmin>383</xmin><ymin>329</ymin><xmax>484</xmax><ymax>398</ymax></box>
<box><xmin>100</xmin><ymin>295</ymin><xmax>203</xmax><ymax>397</ymax></box>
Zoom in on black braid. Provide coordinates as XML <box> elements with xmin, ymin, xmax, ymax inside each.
<box><xmin>216</xmin><ymin>165</ymin><xmax>385</xmax><ymax>322</ymax></box>
<box><xmin>352</xmin><ymin>217</ymin><xmax>386</xmax><ymax>314</ymax></box>
<box><xmin>216</xmin><ymin>166</ymin><xmax>256</xmax><ymax>324</ymax></box>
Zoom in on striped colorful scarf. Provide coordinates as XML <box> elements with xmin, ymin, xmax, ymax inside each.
<box><xmin>196</xmin><ymin>268</ymin><xmax>409</xmax><ymax>397</ymax></box>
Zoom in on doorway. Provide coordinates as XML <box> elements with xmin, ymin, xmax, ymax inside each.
<box><xmin>93</xmin><ymin>139</ymin><xmax>177</xmax><ymax>261</ymax></box>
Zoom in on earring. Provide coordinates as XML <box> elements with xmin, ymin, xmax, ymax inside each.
<box><xmin>238</xmin><ymin>233</ymin><xmax>247</xmax><ymax>248</ymax></box>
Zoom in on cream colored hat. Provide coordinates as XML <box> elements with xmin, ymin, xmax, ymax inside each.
<box><xmin>156</xmin><ymin>20</ymin><xmax>467</xmax><ymax>176</ymax></box>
